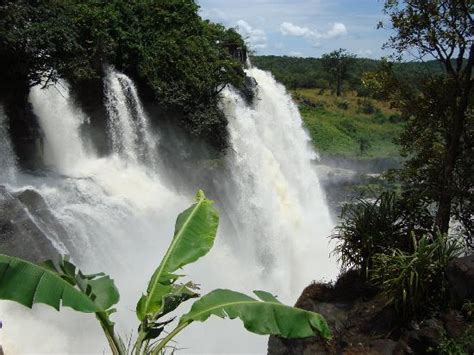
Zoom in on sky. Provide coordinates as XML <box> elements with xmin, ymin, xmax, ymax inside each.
<box><xmin>198</xmin><ymin>0</ymin><xmax>393</xmax><ymax>59</ymax></box>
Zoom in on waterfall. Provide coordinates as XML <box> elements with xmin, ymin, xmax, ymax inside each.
<box><xmin>104</xmin><ymin>67</ymin><xmax>157</xmax><ymax>165</ymax></box>
<box><xmin>223</xmin><ymin>67</ymin><xmax>334</xmax><ymax>290</ymax></box>
<box><xmin>30</xmin><ymin>82</ymin><xmax>89</xmax><ymax>175</ymax></box>
<box><xmin>0</xmin><ymin>67</ymin><xmax>335</xmax><ymax>354</ymax></box>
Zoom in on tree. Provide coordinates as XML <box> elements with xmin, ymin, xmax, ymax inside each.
<box><xmin>0</xmin><ymin>0</ymin><xmax>248</xmax><ymax>151</ymax></box>
<box><xmin>320</xmin><ymin>49</ymin><xmax>356</xmax><ymax>96</ymax></box>
<box><xmin>381</xmin><ymin>0</ymin><xmax>473</xmax><ymax>240</ymax></box>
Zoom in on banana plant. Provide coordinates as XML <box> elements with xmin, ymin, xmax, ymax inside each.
<box><xmin>0</xmin><ymin>255</ymin><xmax>125</xmax><ymax>353</ymax></box>
<box><xmin>0</xmin><ymin>190</ymin><xmax>331</xmax><ymax>354</ymax></box>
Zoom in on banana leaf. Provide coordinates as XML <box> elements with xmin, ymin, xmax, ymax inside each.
<box><xmin>180</xmin><ymin>289</ymin><xmax>332</xmax><ymax>339</ymax></box>
<box><xmin>0</xmin><ymin>254</ymin><xmax>118</xmax><ymax>313</ymax></box>
<box><xmin>136</xmin><ymin>190</ymin><xmax>219</xmax><ymax>320</ymax></box>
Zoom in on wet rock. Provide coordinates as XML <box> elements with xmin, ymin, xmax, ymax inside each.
<box><xmin>417</xmin><ymin>318</ymin><xmax>444</xmax><ymax>349</ymax></box>
<box><xmin>441</xmin><ymin>309</ymin><xmax>468</xmax><ymax>339</ymax></box>
<box><xmin>446</xmin><ymin>254</ymin><xmax>474</xmax><ymax>304</ymax></box>
<box><xmin>0</xmin><ymin>185</ymin><xmax>59</xmax><ymax>263</ymax></box>
<box><xmin>400</xmin><ymin>319</ymin><xmax>445</xmax><ymax>353</ymax></box>
<box><xmin>367</xmin><ymin>339</ymin><xmax>398</xmax><ymax>355</ymax></box>
<box><xmin>240</xmin><ymin>75</ymin><xmax>258</xmax><ymax>104</ymax></box>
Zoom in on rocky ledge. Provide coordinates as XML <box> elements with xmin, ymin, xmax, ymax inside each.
<box><xmin>268</xmin><ymin>257</ymin><xmax>474</xmax><ymax>354</ymax></box>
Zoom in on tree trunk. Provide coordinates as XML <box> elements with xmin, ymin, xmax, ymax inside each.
<box><xmin>435</xmin><ymin>45</ymin><xmax>473</xmax><ymax>234</ymax></box>
<box><xmin>336</xmin><ymin>76</ymin><xmax>342</xmax><ymax>97</ymax></box>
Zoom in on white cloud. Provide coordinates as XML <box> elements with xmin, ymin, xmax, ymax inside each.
<box><xmin>280</xmin><ymin>22</ymin><xmax>312</xmax><ymax>37</ymax></box>
<box><xmin>326</xmin><ymin>23</ymin><xmax>348</xmax><ymax>38</ymax></box>
<box><xmin>236</xmin><ymin>19</ymin><xmax>268</xmax><ymax>49</ymax></box>
<box><xmin>280</xmin><ymin>21</ymin><xmax>348</xmax><ymax>46</ymax></box>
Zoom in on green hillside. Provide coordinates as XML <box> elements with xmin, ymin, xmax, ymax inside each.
<box><xmin>293</xmin><ymin>89</ymin><xmax>403</xmax><ymax>160</ymax></box>
<box><xmin>250</xmin><ymin>55</ymin><xmax>433</xmax><ymax>161</ymax></box>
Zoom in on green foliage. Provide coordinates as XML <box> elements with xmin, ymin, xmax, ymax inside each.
<box><xmin>134</xmin><ymin>189</ymin><xmax>218</xmax><ymax>351</ymax></box>
<box><xmin>331</xmin><ymin>192</ymin><xmax>409</xmax><ymax>275</ymax></box>
<box><xmin>0</xmin><ymin>0</ymin><xmax>247</xmax><ymax>150</ymax></box>
<box><xmin>298</xmin><ymin>101</ymin><xmax>403</xmax><ymax>160</ymax></box>
<box><xmin>0</xmin><ymin>255</ymin><xmax>124</xmax><ymax>353</ymax></box>
<box><xmin>321</xmin><ymin>49</ymin><xmax>356</xmax><ymax>97</ymax></box>
<box><xmin>251</xmin><ymin>55</ymin><xmax>444</xmax><ymax>95</ymax></box>
<box><xmin>379</xmin><ymin>0</ymin><xmax>474</xmax><ymax>240</ymax></box>
<box><xmin>438</xmin><ymin>326</ymin><xmax>474</xmax><ymax>355</ymax></box>
<box><xmin>0</xmin><ymin>255</ymin><xmax>118</xmax><ymax>313</ymax></box>
<box><xmin>179</xmin><ymin>289</ymin><xmax>331</xmax><ymax>339</ymax></box>
<box><xmin>372</xmin><ymin>234</ymin><xmax>463</xmax><ymax>318</ymax></box>
<box><xmin>0</xmin><ymin>191</ymin><xmax>331</xmax><ymax>354</ymax></box>
<box><xmin>336</xmin><ymin>100</ymin><xmax>349</xmax><ymax>110</ymax></box>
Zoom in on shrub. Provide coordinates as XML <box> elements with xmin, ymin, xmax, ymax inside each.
<box><xmin>438</xmin><ymin>326</ymin><xmax>474</xmax><ymax>355</ymax></box>
<box><xmin>358</xmin><ymin>99</ymin><xmax>381</xmax><ymax>115</ymax></box>
<box><xmin>389</xmin><ymin>113</ymin><xmax>403</xmax><ymax>123</ymax></box>
<box><xmin>337</xmin><ymin>119</ymin><xmax>357</xmax><ymax>135</ymax></box>
<box><xmin>336</xmin><ymin>100</ymin><xmax>349</xmax><ymax>110</ymax></box>
<box><xmin>371</xmin><ymin>234</ymin><xmax>463</xmax><ymax>319</ymax></box>
<box><xmin>331</xmin><ymin>192</ymin><xmax>409</xmax><ymax>276</ymax></box>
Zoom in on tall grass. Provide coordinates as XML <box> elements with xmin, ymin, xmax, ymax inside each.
<box><xmin>372</xmin><ymin>234</ymin><xmax>463</xmax><ymax>318</ymax></box>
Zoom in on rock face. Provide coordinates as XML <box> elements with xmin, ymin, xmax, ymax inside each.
<box><xmin>0</xmin><ymin>185</ymin><xmax>59</xmax><ymax>263</ymax></box>
<box><xmin>447</xmin><ymin>254</ymin><xmax>474</xmax><ymax>304</ymax></box>
<box><xmin>268</xmin><ymin>269</ymin><xmax>474</xmax><ymax>355</ymax></box>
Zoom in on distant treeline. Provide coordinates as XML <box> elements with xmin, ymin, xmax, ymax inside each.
<box><xmin>251</xmin><ymin>55</ymin><xmax>445</xmax><ymax>95</ymax></box>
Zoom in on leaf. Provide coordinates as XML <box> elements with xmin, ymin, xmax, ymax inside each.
<box><xmin>179</xmin><ymin>289</ymin><xmax>332</xmax><ymax>339</ymax></box>
<box><xmin>136</xmin><ymin>190</ymin><xmax>219</xmax><ymax>320</ymax></box>
<box><xmin>0</xmin><ymin>255</ymin><xmax>118</xmax><ymax>313</ymax></box>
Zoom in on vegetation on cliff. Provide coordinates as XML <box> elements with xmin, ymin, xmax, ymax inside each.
<box><xmin>0</xmin><ymin>0</ymin><xmax>247</xmax><ymax>150</ymax></box>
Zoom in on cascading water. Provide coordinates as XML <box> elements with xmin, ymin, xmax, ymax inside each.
<box><xmin>222</xmin><ymin>68</ymin><xmax>334</xmax><ymax>291</ymax></box>
<box><xmin>104</xmin><ymin>68</ymin><xmax>157</xmax><ymax>165</ymax></box>
<box><xmin>0</xmin><ymin>67</ymin><xmax>335</xmax><ymax>354</ymax></box>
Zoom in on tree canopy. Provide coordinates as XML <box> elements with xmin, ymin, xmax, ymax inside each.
<box><xmin>379</xmin><ymin>0</ymin><xmax>473</xmax><ymax>242</ymax></box>
<box><xmin>0</xmin><ymin>0</ymin><xmax>248</xmax><ymax>150</ymax></box>
<box><xmin>320</xmin><ymin>49</ymin><xmax>357</xmax><ymax>97</ymax></box>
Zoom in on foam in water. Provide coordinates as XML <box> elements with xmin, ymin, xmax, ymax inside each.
<box><xmin>0</xmin><ymin>67</ymin><xmax>335</xmax><ymax>354</ymax></box>
<box><xmin>104</xmin><ymin>67</ymin><xmax>157</xmax><ymax>165</ymax></box>
<box><xmin>30</xmin><ymin>82</ymin><xmax>89</xmax><ymax>175</ymax></box>
<box><xmin>220</xmin><ymin>68</ymin><xmax>335</xmax><ymax>293</ymax></box>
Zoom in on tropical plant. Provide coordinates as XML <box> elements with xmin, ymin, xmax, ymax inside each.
<box><xmin>438</xmin><ymin>325</ymin><xmax>474</xmax><ymax>355</ymax></box>
<box><xmin>371</xmin><ymin>233</ymin><xmax>463</xmax><ymax>319</ymax></box>
<box><xmin>331</xmin><ymin>192</ymin><xmax>410</xmax><ymax>276</ymax></box>
<box><xmin>0</xmin><ymin>190</ymin><xmax>331</xmax><ymax>354</ymax></box>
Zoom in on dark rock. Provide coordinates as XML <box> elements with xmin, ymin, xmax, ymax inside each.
<box><xmin>446</xmin><ymin>254</ymin><xmax>474</xmax><ymax>304</ymax></box>
<box><xmin>400</xmin><ymin>318</ymin><xmax>445</xmax><ymax>353</ymax></box>
<box><xmin>239</xmin><ymin>75</ymin><xmax>258</xmax><ymax>104</ymax></box>
<box><xmin>441</xmin><ymin>309</ymin><xmax>468</xmax><ymax>339</ymax></box>
<box><xmin>0</xmin><ymin>185</ymin><xmax>59</xmax><ymax>263</ymax></box>
<box><xmin>368</xmin><ymin>339</ymin><xmax>399</xmax><ymax>355</ymax></box>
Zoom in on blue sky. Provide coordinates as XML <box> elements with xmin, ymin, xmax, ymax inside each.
<box><xmin>198</xmin><ymin>0</ymin><xmax>393</xmax><ymax>59</ymax></box>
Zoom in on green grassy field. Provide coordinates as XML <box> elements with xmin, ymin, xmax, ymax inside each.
<box><xmin>292</xmin><ymin>88</ymin><xmax>403</xmax><ymax>160</ymax></box>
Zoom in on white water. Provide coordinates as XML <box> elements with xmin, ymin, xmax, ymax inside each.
<box><xmin>104</xmin><ymin>67</ymin><xmax>157</xmax><ymax>165</ymax></box>
<box><xmin>0</xmin><ymin>68</ymin><xmax>335</xmax><ymax>354</ymax></box>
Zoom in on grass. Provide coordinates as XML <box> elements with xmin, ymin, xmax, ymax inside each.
<box><xmin>292</xmin><ymin>88</ymin><xmax>403</xmax><ymax>160</ymax></box>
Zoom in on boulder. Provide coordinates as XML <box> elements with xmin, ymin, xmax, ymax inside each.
<box><xmin>446</xmin><ymin>254</ymin><xmax>474</xmax><ymax>304</ymax></box>
<box><xmin>0</xmin><ymin>185</ymin><xmax>59</xmax><ymax>263</ymax></box>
